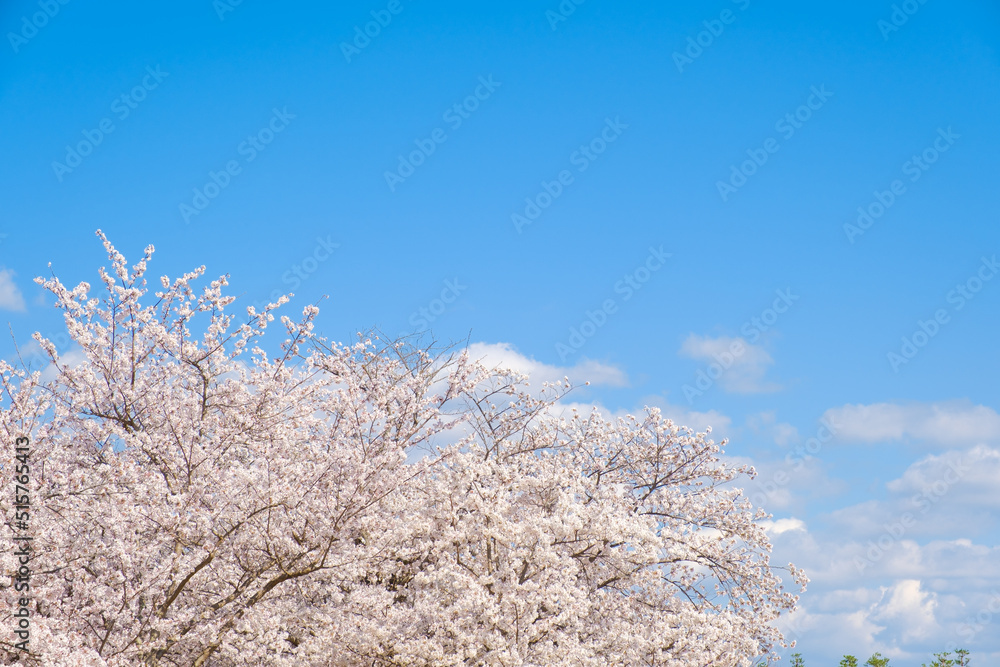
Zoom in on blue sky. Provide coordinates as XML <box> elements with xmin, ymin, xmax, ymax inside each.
<box><xmin>2</xmin><ymin>0</ymin><xmax>999</xmax><ymax>663</ymax></box>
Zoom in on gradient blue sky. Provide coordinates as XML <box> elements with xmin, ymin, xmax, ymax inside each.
<box><xmin>2</xmin><ymin>1</ymin><xmax>999</xmax><ymax>664</ymax></box>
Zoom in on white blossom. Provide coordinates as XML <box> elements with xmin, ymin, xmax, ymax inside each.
<box><xmin>0</xmin><ymin>233</ymin><xmax>805</xmax><ymax>665</ymax></box>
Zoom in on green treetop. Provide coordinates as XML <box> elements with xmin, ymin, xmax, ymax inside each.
<box><xmin>865</xmin><ymin>653</ymin><xmax>890</xmax><ymax>667</ymax></box>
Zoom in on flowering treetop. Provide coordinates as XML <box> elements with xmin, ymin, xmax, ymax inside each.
<box><xmin>0</xmin><ymin>232</ymin><xmax>805</xmax><ymax>666</ymax></box>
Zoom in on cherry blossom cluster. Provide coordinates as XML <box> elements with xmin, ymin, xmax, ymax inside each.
<box><xmin>0</xmin><ymin>232</ymin><xmax>805</xmax><ymax>665</ymax></box>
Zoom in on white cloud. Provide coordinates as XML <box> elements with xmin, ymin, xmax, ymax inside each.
<box><xmin>886</xmin><ymin>445</ymin><xmax>1000</xmax><ymax>500</ymax></box>
<box><xmin>771</xmin><ymin>494</ymin><xmax>1000</xmax><ymax>587</ymax></box>
<box><xmin>0</xmin><ymin>268</ymin><xmax>26</xmax><ymax>312</ymax></box>
<box><xmin>762</xmin><ymin>517</ymin><xmax>807</xmax><ymax>535</ymax></box>
<box><xmin>823</xmin><ymin>401</ymin><xmax>1000</xmax><ymax>446</ymax></box>
<box><xmin>871</xmin><ymin>580</ymin><xmax>940</xmax><ymax>644</ymax></box>
<box><xmin>747</xmin><ymin>410</ymin><xmax>800</xmax><ymax>446</ymax></box>
<box><xmin>778</xmin><ymin>605</ymin><xmax>886</xmax><ymax>660</ymax></box>
<box><xmin>813</xmin><ymin>446</ymin><xmax>1000</xmax><ymax>559</ymax></box>
<box><xmin>678</xmin><ymin>334</ymin><xmax>780</xmax><ymax>394</ymax></box>
<box><xmin>756</xmin><ymin>435</ymin><xmax>1000</xmax><ymax>662</ymax></box>
<box><xmin>779</xmin><ymin>580</ymin><xmax>942</xmax><ymax>661</ymax></box>
<box><xmin>466</xmin><ymin>342</ymin><xmax>628</xmax><ymax>388</ymax></box>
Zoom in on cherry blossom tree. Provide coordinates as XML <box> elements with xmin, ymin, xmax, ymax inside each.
<box><xmin>1</xmin><ymin>233</ymin><xmax>805</xmax><ymax>665</ymax></box>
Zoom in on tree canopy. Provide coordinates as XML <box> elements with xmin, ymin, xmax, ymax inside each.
<box><xmin>0</xmin><ymin>233</ymin><xmax>805</xmax><ymax>665</ymax></box>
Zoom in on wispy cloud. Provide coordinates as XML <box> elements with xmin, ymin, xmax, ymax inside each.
<box><xmin>823</xmin><ymin>401</ymin><xmax>1000</xmax><ymax>446</ymax></box>
<box><xmin>467</xmin><ymin>342</ymin><xmax>628</xmax><ymax>388</ymax></box>
<box><xmin>679</xmin><ymin>334</ymin><xmax>780</xmax><ymax>393</ymax></box>
<box><xmin>0</xmin><ymin>268</ymin><xmax>26</xmax><ymax>312</ymax></box>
